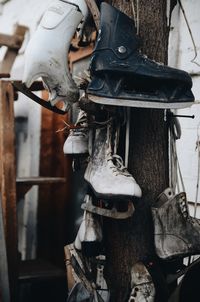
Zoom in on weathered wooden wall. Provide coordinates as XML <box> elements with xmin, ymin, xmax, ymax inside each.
<box><xmin>37</xmin><ymin>96</ymin><xmax>73</xmax><ymax>267</ymax></box>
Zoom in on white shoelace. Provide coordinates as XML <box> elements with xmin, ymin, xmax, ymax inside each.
<box><xmin>70</xmin><ymin>128</ymin><xmax>88</xmax><ymax>137</ymax></box>
<box><xmin>107</xmin><ymin>153</ymin><xmax>131</xmax><ymax>177</ymax></box>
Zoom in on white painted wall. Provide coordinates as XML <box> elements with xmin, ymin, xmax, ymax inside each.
<box><xmin>169</xmin><ymin>0</ymin><xmax>200</xmax><ymax>218</ymax></box>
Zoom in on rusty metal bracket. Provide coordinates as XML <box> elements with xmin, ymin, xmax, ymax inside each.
<box><xmin>81</xmin><ymin>195</ymin><xmax>135</xmax><ymax>219</ymax></box>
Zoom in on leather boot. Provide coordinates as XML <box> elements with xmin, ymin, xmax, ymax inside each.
<box><xmin>87</xmin><ymin>3</ymin><xmax>194</xmax><ymax>109</ymax></box>
<box><xmin>152</xmin><ymin>188</ymin><xmax>200</xmax><ymax>259</ymax></box>
<box><xmin>128</xmin><ymin>262</ymin><xmax>155</xmax><ymax>302</ymax></box>
<box><xmin>23</xmin><ymin>0</ymin><xmax>88</xmax><ymax>111</ymax></box>
<box><xmin>84</xmin><ymin>126</ymin><xmax>142</xmax><ymax>199</ymax></box>
<box><xmin>63</xmin><ymin>110</ymin><xmax>89</xmax><ymax>155</ymax></box>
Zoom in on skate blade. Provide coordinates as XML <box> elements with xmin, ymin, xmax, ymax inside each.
<box><xmin>12</xmin><ymin>81</ymin><xmax>67</xmax><ymax>115</ymax></box>
<box><xmin>88</xmin><ymin>94</ymin><xmax>194</xmax><ymax>109</ymax></box>
<box><xmin>81</xmin><ymin>197</ymin><xmax>135</xmax><ymax>219</ymax></box>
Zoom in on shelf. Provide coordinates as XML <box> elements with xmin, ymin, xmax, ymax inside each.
<box><xmin>16</xmin><ymin>177</ymin><xmax>66</xmax><ymax>199</ymax></box>
<box><xmin>19</xmin><ymin>259</ymin><xmax>66</xmax><ymax>282</ymax></box>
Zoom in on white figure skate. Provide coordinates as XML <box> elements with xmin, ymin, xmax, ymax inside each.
<box><xmin>84</xmin><ymin>127</ymin><xmax>142</xmax><ymax>199</ymax></box>
<box><xmin>74</xmin><ymin>210</ymin><xmax>103</xmax><ymax>256</ymax></box>
<box><xmin>63</xmin><ymin>109</ymin><xmax>89</xmax><ymax>154</ymax></box>
<box><xmin>128</xmin><ymin>262</ymin><xmax>156</xmax><ymax>302</ymax></box>
<box><xmin>23</xmin><ymin>0</ymin><xmax>88</xmax><ymax>112</ymax></box>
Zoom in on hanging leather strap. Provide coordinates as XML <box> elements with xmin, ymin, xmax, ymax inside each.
<box><xmin>12</xmin><ymin>81</ymin><xmax>66</xmax><ymax>115</ymax></box>
<box><xmin>85</xmin><ymin>0</ymin><xmax>100</xmax><ymax>30</ymax></box>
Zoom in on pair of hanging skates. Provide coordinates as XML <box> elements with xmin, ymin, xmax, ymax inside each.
<box><xmin>22</xmin><ymin>1</ymin><xmax>194</xmax><ymax>111</ymax></box>
<box><xmin>21</xmin><ymin>0</ymin><xmax>197</xmax><ymax>301</ymax></box>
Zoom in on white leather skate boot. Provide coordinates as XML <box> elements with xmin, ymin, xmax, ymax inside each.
<box><xmin>128</xmin><ymin>262</ymin><xmax>156</xmax><ymax>302</ymax></box>
<box><xmin>84</xmin><ymin>126</ymin><xmax>142</xmax><ymax>199</ymax></box>
<box><xmin>74</xmin><ymin>210</ymin><xmax>103</xmax><ymax>257</ymax></box>
<box><xmin>63</xmin><ymin>110</ymin><xmax>89</xmax><ymax>155</ymax></box>
<box><xmin>23</xmin><ymin>0</ymin><xmax>88</xmax><ymax>112</ymax></box>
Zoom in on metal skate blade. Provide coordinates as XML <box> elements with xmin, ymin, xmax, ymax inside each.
<box><xmin>81</xmin><ymin>198</ymin><xmax>135</xmax><ymax>219</ymax></box>
<box><xmin>12</xmin><ymin>81</ymin><xmax>67</xmax><ymax>115</ymax></box>
<box><xmin>88</xmin><ymin>94</ymin><xmax>194</xmax><ymax>109</ymax></box>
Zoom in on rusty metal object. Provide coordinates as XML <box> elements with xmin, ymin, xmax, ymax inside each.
<box><xmin>85</xmin><ymin>0</ymin><xmax>100</xmax><ymax>30</ymax></box>
<box><xmin>81</xmin><ymin>194</ymin><xmax>135</xmax><ymax>219</ymax></box>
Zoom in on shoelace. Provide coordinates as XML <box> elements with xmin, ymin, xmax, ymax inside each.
<box><xmin>69</xmin><ymin>128</ymin><xmax>88</xmax><ymax>137</ymax></box>
<box><xmin>178</xmin><ymin>195</ymin><xmax>200</xmax><ymax>225</ymax></box>
<box><xmin>76</xmin><ymin>112</ymin><xmax>88</xmax><ymax>128</ymax></box>
<box><xmin>107</xmin><ymin>153</ymin><xmax>131</xmax><ymax>177</ymax></box>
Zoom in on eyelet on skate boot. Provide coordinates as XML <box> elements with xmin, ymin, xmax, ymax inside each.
<box><xmin>87</xmin><ymin>2</ymin><xmax>194</xmax><ymax>109</ymax></box>
<box><xmin>153</xmin><ymin>187</ymin><xmax>174</xmax><ymax>208</ymax></box>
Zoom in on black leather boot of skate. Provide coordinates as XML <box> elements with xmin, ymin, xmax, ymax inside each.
<box><xmin>87</xmin><ymin>2</ymin><xmax>194</xmax><ymax>109</ymax></box>
<box><xmin>152</xmin><ymin>188</ymin><xmax>200</xmax><ymax>260</ymax></box>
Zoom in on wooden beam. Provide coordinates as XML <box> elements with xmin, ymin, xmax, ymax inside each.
<box><xmin>85</xmin><ymin>0</ymin><xmax>100</xmax><ymax>29</ymax></box>
<box><xmin>0</xmin><ymin>194</ymin><xmax>10</xmax><ymax>302</ymax></box>
<box><xmin>0</xmin><ymin>25</ymin><xmax>28</xmax><ymax>74</ymax></box>
<box><xmin>0</xmin><ymin>33</ymin><xmax>24</xmax><ymax>49</ymax></box>
<box><xmin>0</xmin><ymin>73</ymin><xmax>10</xmax><ymax>78</ymax></box>
<box><xmin>0</xmin><ymin>80</ymin><xmax>18</xmax><ymax>302</ymax></box>
<box><xmin>16</xmin><ymin>176</ymin><xmax>66</xmax><ymax>199</ymax></box>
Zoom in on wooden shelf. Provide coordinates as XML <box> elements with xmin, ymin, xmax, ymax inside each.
<box><xmin>16</xmin><ymin>176</ymin><xmax>66</xmax><ymax>185</ymax></box>
<box><xmin>16</xmin><ymin>177</ymin><xmax>66</xmax><ymax>199</ymax></box>
<box><xmin>19</xmin><ymin>259</ymin><xmax>66</xmax><ymax>282</ymax></box>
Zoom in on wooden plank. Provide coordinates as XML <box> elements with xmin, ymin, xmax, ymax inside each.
<box><xmin>0</xmin><ymin>80</ymin><xmax>18</xmax><ymax>302</ymax></box>
<box><xmin>0</xmin><ymin>25</ymin><xmax>28</xmax><ymax>74</ymax></box>
<box><xmin>0</xmin><ymin>194</ymin><xmax>10</xmax><ymax>302</ymax></box>
<box><xmin>0</xmin><ymin>33</ymin><xmax>24</xmax><ymax>49</ymax></box>
<box><xmin>0</xmin><ymin>73</ymin><xmax>10</xmax><ymax>78</ymax></box>
<box><xmin>16</xmin><ymin>177</ymin><xmax>66</xmax><ymax>199</ymax></box>
<box><xmin>38</xmin><ymin>91</ymin><xmax>73</xmax><ymax>267</ymax></box>
<box><xmin>16</xmin><ymin>176</ymin><xmax>66</xmax><ymax>185</ymax></box>
<box><xmin>19</xmin><ymin>259</ymin><xmax>66</xmax><ymax>282</ymax></box>
<box><xmin>85</xmin><ymin>0</ymin><xmax>100</xmax><ymax>29</ymax></box>
<box><xmin>69</xmin><ymin>44</ymin><xmax>93</xmax><ymax>68</ymax></box>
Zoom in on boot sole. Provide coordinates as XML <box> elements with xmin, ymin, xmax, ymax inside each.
<box><xmin>88</xmin><ymin>94</ymin><xmax>194</xmax><ymax>109</ymax></box>
<box><xmin>86</xmin><ymin>181</ymin><xmax>137</xmax><ymax>200</ymax></box>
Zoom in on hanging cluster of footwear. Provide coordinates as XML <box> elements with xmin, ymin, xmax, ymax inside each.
<box><xmin>18</xmin><ymin>0</ymin><xmax>198</xmax><ymax>301</ymax></box>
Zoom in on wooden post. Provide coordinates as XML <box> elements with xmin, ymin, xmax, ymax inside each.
<box><xmin>0</xmin><ymin>194</ymin><xmax>10</xmax><ymax>302</ymax></box>
<box><xmin>0</xmin><ymin>25</ymin><xmax>28</xmax><ymax>75</ymax></box>
<box><xmin>102</xmin><ymin>1</ymin><xmax>170</xmax><ymax>301</ymax></box>
<box><xmin>0</xmin><ymin>80</ymin><xmax>18</xmax><ymax>301</ymax></box>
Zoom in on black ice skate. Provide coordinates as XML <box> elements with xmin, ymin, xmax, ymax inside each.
<box><xmin>87</xmin><ymin>3</ymin><xmax>194</xmax><ymax>109</ymax></box>
<box><xmin>152</xmin><ymin>188</ymin><xmax>200</xmax><ymax>260</ymax></box>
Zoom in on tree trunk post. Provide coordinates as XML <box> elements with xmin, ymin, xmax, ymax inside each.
<box><xmin>103</xmin><ymin>1</ymin><xmax>170</xmax><ymax>301</ymax></box>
